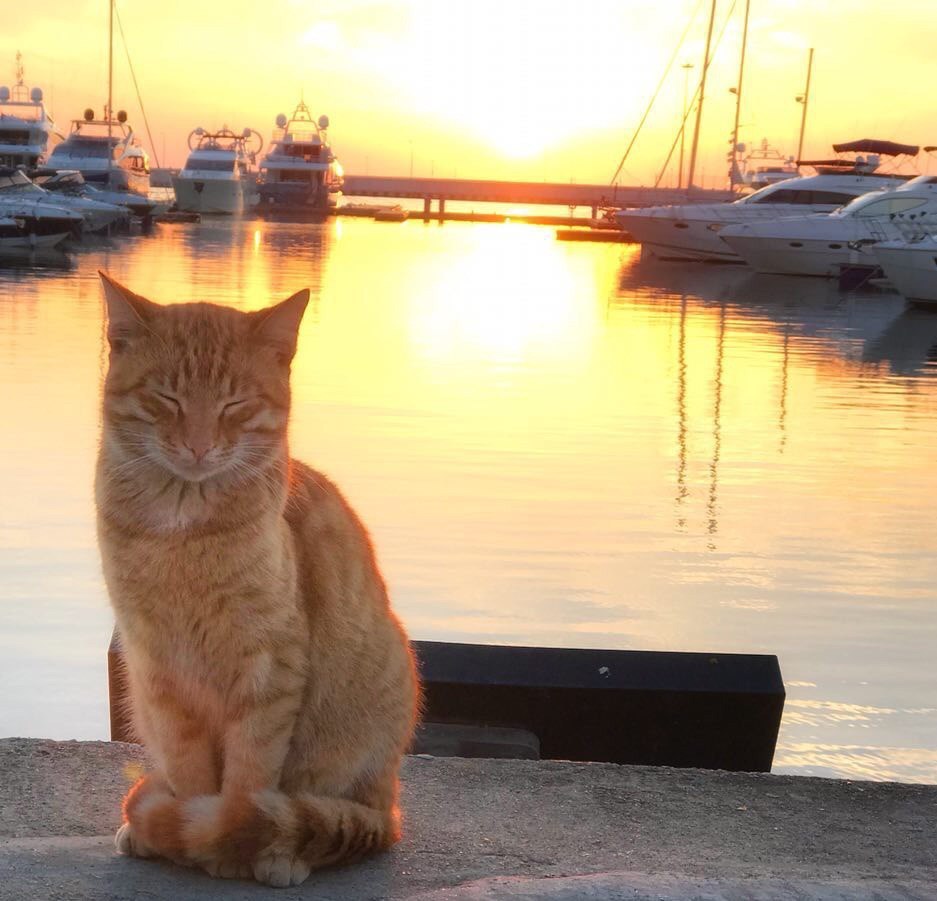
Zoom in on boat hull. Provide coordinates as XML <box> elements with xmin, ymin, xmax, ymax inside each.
<box><xmin>255</xmin><ymin>181</ymin><xmax>338</xmax><ymax>218</ymax></box>
<box><xmin>873</xmin><ymin>242</ymin><xmax>937</xmax><ymax>304</ymax></box>
<box><xmin>614</xmin><ymin>210</ymin><xmax>743</xmax><ymax>262</ymax></box>
<box><xmin>720</xmin><ymin>232</ymin><xmax>877</xmax><ymax>278</ymax></box>
<box><xmin>172</xmin><ymin>175</ymin><xmax>246</xmax><ymax>215</ymax></box>
<box><xmin>0</xmin><ymin>229</ymin><xmax>69</xmax><ymax>253</ymax></box>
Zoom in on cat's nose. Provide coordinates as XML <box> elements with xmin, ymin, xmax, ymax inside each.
<box><xmin>183</xmin><ymin>440</ymin><xmax>213</xmax><ymax>463</ymax></box>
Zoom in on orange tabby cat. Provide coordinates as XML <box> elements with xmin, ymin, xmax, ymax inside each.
<box><xmin>95</xmin><ymin>272</ymin><xmax>419</xmax><ymax>887</ymax></box>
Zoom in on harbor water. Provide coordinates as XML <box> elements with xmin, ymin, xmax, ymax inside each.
<box><xmin>1</xmin><ymin>217</ymin><xmax>935</xmax><ymax>782</ymax></box>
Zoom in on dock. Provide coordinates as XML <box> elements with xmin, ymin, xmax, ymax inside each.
<box><xmin>340</xmin><ymin>175</ymin><xmax>734</xmax><ymax>218</ymax></box>
<box><xmin>2</xmin><ymin>738</ymin><xmax>935</xmax><ymax>899</ymax></box>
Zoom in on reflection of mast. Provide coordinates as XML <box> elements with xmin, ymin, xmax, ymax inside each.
<box><xmin>675</xmin><ymin>296</ymin><xmax>689</xmax><ymax>530</ymax></box>
<box><xmin>707</xmin><ymin>304</ymin><xmax>726</xmax><ymax>548</ymax></box>
<box><xmin>674</xmin><ymin>294</ymin><xmax>690</xmax><ymax>531</ymax></box>
<box><xmin>778</xmin><ymin>326</ymin><xmax>790</xmax><ymax>453</ymax></box>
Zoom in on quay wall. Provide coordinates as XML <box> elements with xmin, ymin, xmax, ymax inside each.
<box><xmin>1</xmin><ymin>738</ymin><xmax>935</xmax><ymax>900</ymax></box>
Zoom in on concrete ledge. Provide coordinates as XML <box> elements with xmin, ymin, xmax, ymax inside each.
<box><xmin>1</xmin><ymin>739</ymin><xmax>935</xmax><ymax>900</ymax></box>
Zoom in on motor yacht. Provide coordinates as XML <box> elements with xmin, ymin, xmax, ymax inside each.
<box><xmin>172</xmin><ymin>126</ymin><xmax>261</xmax><ymax>215</ymax></box>
<box><xmin>0</xmin><ymin>54</ymin><xmax>59</xmax><ymax>169</ymax></box>
<box><xmin>0</xmin><ymin>167</ymin><xmax>129</xmax><ymax>234</ymax></box>
<box><xmin>256</xmin><ymin>100</ymin><xmax>343</xmax><ymax>217</ymax></box>
<box><xmin>614</xmin><ymin>142</ymin><xmax>917</xmax><ymax>262</ymax></box>
<box><xmin>736</xmin><ymin>140</ymin><xmax>798</xmax><ymax>191</ymax></box>
<box><xmin>719</xmin><ymin>175</ymin><xmax>937</xmax><ymax>277</ymax></box>
<box><xmin>33</xmin><ymin>168</ymin><xmax>154</xmax><ymax>220</ymax></box>
<box><xmin>47</xmin><ymin>108</ymin><xmax>150</xmax><ymax>196</ymax></box>
<box><xmin>872</xmin><ymin>234</ymin><xmax>937</xmax><ymax>305</ymax></box>
<box><xmin>0</xmin><ymin>173</ymin><xmax>83</xmax><ymax>252</ymax></box>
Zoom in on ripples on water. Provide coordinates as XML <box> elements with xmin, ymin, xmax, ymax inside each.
<box><xmin>0</xmin><ymin>217</ymin><xmax>935</xmax><ymax>782</ymax></box>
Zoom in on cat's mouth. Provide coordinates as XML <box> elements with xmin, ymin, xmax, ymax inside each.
<box><xmin>164</xmin><ymin>454</ymin><xmax>230</xmax><ymax>484</ymax></box>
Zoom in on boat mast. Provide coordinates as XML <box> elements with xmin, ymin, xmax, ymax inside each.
<box><xmin>795</xmin><ymin>47</ymin><xmax>813</xmax><ymax>163</ymax></box>
<box><xmin>686</xmin><ymin>0</ymin><xmax>717</xmax><ymax>191</ymax></box>
<box><xmin>107</xmin><ymin>0</ymin><xmax>114</xmax><ymax>188</ymax></box>
<box><xmin>729</xmin><ymin>0</ymin><xmax>751</xmax><ymax>188</ymax></box>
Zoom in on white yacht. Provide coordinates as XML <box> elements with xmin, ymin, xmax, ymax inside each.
<box><xmin>33</xmin><ymin>168</ymin><xmax>154</xmax><ymax>220</ymax></box>
<box><xmin>172</xmin><ymin>127</ymin><xmax>262</xmax><ymax>215</ymax></box>
<box><xmin>719</xmin><ymin>175</ymin><xmax>937</xmax><ymax>277</ymax></box>
<box><xmin>0</xmin><ymin>54</ymin><xmax>59</xmax><ymax>169</ymax></box>
<box><xmin>736</xmin><ymin>140</ymin><xmax>798</xmax><ymax>191</ymax></box>
<box><xmin>0</xmin><ymin>166</ymin><xmax>129</xmax><ymax>234</ymax></box>
<box><xmin>614</xmin><ymin>170</ymin><xmax>906</xmax><ymax>262</ymax></box>
<box><xmin>256</xmin><ymin>100</ymin><xmax>343</xmax><ymax>216</ymax></box>
<box><xmin>47</xmin><ymin>108</ymin><xmax>150</xmax><ymax>197</ymax></box>
<box><xmin>872</xmin><ymin>235</ymin><xmax>937</xmax><ymax>305</ymax></box>
<box><xmin>0</xmin><ymin>171</ymin><xmax>83</xmax><ymax>252</ymax></box>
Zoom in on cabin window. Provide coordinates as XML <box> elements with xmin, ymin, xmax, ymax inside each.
<box><xmin>187</xmin><ymin>158</ymin><xmax>235</xmax><ymax>172</ymax></box>
<box><xmin>854</xmin><ymin>197</ymin><xmax>928</xmax><ymax>218</ymax></box>
<box><xmin>280</xmin><ymin>170</ymin><xmax>314</xmax><ymax>183</ymax></box>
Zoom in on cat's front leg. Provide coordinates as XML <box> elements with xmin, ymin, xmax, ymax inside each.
<box><xmin>133</xmin><ymin>676</ymin><xmax>220</xmax><ymax>800</ymax></box>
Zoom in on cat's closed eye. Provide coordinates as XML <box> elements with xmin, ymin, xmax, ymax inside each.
<box><xmin>155</xmin><ymin>391</ymin><xmax>181</xmax><ymax>412</ymax></box>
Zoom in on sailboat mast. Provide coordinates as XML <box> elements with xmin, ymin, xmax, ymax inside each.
<box><xmin>796</xmin><ymin>47</ymin><xmax>814</xmax><ymax>163</ymax></box>
<box><xmin>686</xmin><ymin>0</ymin><xmax>717</xmax><ymax>191</ymax></box>
<box><xmin>107</xmin><ymin>0</ymin><xmax>114</xmax><ymax>187</ymax></box>
<box><xmin>729</xmin><ymin>0</ymin><xmax>751</xmax><ymax>187</ymax></box>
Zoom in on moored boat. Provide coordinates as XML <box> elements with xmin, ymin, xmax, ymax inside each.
<box><xmin>256</xmin><ymin>100</ymin><xmax>343</xmax><ymax>218</ymax></box>
<box><xmin>172</xmin><ymin>126</ymin><xmax>262</xmax><ymax>215</ymax></box>
<box><xmin>614</xmin><ymin>169</ymin><xmax>908</xmax><ymax>263</ymax></box>
<box><xmin>47</xmin><ymin>108</ymin><xmax>150</xmax><ymax>197</ymax></box>
<box><xmin>719</xmin><ymin>174</ymin><xmax>937</xmax><ymax>277</ymax></box>
<box><xmin>873</xmin><ymin>235</ymin><xmax>937</xmax><ymax>306</ymax></box>
<box><xmin>0</xmin><ymin>53</ymin><xmax>59</xmax><ymax>169</ymax></box>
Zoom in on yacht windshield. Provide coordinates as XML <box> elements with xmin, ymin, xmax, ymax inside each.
<box><xmin>0</xmin><ymin>170</ymin><xmax>40</xmax><ymax>192</ymax></box>
<box><xmin>50</xmin><ymin>138</ymin><xmax>114</xmax><ymax>159</ymax></box>
<box><xmin>185</xmin><ymin>157</ymin><xmax>235</xmax><ymax>172</ymax></box>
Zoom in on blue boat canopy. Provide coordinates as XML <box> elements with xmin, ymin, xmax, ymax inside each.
<box><xmin>832</xmin><ymin>139</ymin><xmax>919</xmax><ymax>157</ymax></box>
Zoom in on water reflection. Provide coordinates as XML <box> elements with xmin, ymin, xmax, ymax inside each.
<box><xmin>0</xmin><ymin>219</ymin><xmax>935</xmax><ymax>783</ymax></box>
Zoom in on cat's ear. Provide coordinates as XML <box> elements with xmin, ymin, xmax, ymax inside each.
<box><xmin>251</xmin><ymin>289</ymin><xmax>310</xmax><ymax>363</ymax></box>
<box><xmin>98</xmin><ymin>271</ymin><xmax>158</xmax><ymax>352</ymax></box>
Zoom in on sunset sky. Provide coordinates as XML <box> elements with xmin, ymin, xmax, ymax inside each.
<box><xmin>4</xmin><ymin>0</ymin><xmax>937</xmax><ymax>187</ymax></box>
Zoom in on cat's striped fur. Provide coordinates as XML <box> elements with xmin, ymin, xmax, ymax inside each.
<box><xmin>95</xmin><ymin>273</ymin><xmax>419</xmax><ymax>887</ymax></box>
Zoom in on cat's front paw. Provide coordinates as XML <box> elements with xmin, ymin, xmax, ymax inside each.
<box><xmin>115</xmin><ymin>822</ymin><xmax>154</xmax><ymax>858</ymax></box>
<box><xmin>202</xmin><ymin>858</ymin><xmax>254</xmax><ymax>880</ymax></box>
<box><xmin>253</xmin><ymin>851</ymin><xmax>312</xmax><ymax>888</ymax></box>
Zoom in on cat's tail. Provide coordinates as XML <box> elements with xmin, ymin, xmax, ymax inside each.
<box><xmin>122</xmin><ymin>775</ymin><xmax>399</xmax><ymax>887</ymax></box>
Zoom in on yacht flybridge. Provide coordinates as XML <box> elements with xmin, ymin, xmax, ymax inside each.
<box><xmin>47</xmin><ymin>108</ymin><xmax>150</xmax><ymax>196</ymax></box>
<box><xmin>256</xmin><ymin>100</ymin><xmax>343</xmax><ymax>217</ymax></box>
<box><xmin>172</xmin><ymin>127</ymin><xmax>262</xmax><ymax>215</ymax></box>
<box><xmin>0</xmin><ymin>54</ymin><xmax>58</xmax><ymax>169</ymax></box>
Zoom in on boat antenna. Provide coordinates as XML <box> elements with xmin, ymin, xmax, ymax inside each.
<box><xmin>113</xmin><ymin>0</ymin><xmax>161</xmax><ymax>168</ymax></box>
<box><xmin>728</xmin><ymin>0</ymin><xmax>750</xmax><ymax>188</ymax></box>
<box><xmin>608</xmin><ymin>0</ymin><xmax>704</xmax><ymax>187</ymax></box>
<box><xmin>107</xmin><ymin>0</ymin><xmax>114</xmax><ymax>188</ymax></box>
<box><xmin>795</xmin><ymin>47</ymin><xmax>814</xmax><ymax>164</ymax></box>
<box><xmin>686</xmin><ymin>0</ymin><xmax>718</xmax><ymax>190</ymax></box>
